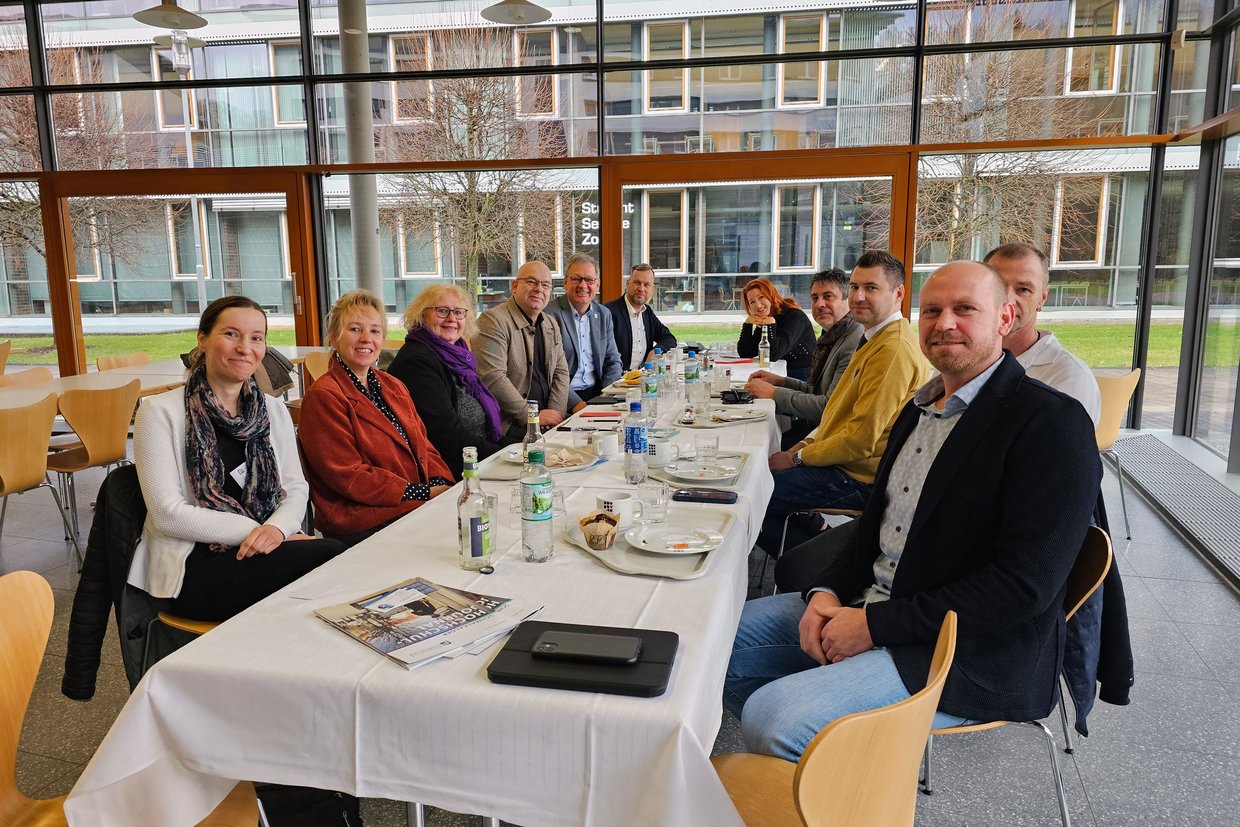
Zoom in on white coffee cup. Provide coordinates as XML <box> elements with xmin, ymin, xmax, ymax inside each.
<box><xmin>597</xmin><ymin>492</ymin><xmax>644</xmax><ymax>528</ymax></box>
<box><xmin>646</xmin><ymin>438</ymin><xmax>681</xmax><ymax>467</ymax></box>
<box><xmin>594</xmin><ymin>431</ymin><xmax>620</xmax><ymax>457</ymax></box>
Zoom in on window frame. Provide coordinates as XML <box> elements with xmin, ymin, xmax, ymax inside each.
<box><xmin>1052</xmin><ymin>175</ymin><xmax>1110</xmax><ymax>266</ymax></box>
<box><xmin>516</xmin><ymin>28</ymin><xmax>557</xmax><ymax>118</ymax></box>
<box><xmin>778</xmin><ymin>13</ymin><xmax>826</xmax><ymax>108</ymax></box>
<box><xmin>167</xmin><ymin>199</ymin><xmax>211</xmax><ymax>281</ymax></box>
<box><xmin>390</xmin><ymin>33</ymin><xmax>433</xmax><ymax>123</ymax></box>
<box><xmin>152</xmin><ymin>47</ymin><xmax>198</xmax><ymax>132</ymax></box>
<box><xmin>269</xmin><ymin>41</ymin><xmax>307</xmax><ymax>127</ymax></box>
<box><xmin>644</xmin><ymin>21</ymin><xmax>689</xmax><ymax>114</ymax></box>
<box><xmin>1063</xmin><ymin>0</ymin><xmax>1122</xmax><ymax>96</ymax></box>
<box><xmin>643</xmin><ymin>187</ymin><xmax>689</xmax><ymax>275</ymax></box>
<box><xmin>772</xmin><ymin>183</ymin><xmax>821</xmax><ymax>272</ymax></box>
<box><xmin>399</xmin><ymin>214</ymin><xmax>443</xmax><ymax>277</ymax></box>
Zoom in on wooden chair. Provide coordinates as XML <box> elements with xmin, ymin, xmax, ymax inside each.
<box><xmin>919</xmin><ymin>526</ymin><xmax>1114</xmax><ymax>827</ymax></box>
<box><xmin>0</xmin><ymin>395</ymin><xmax>82</xmax><ymax>566</ymax></box>
<box><xmin>0</xmin><ymin>571</ymin><xmax>258</xmax><ymax>827</ymax></box>
<box><xmin>0</xmin><ymin>339</ymin><xmax>9</xmax><ymax>373</ymax></box>
<box><xmin>0</xmin><ymin>367</ymin><xmax>52</xmax><ymax>389</ymax></box>
<box><xmin>1094</xmin><ymin>369</ymin><xmax>1141</xmax><ymax>539</ymax></box>
<box><xmin>46</xmin><ymin>381</ymin><xmax>141</xmax><ymax>543</ymax></box>
<box><xmin>712</xmin><ymin>611</ymin><xmax>958</xmax><ymax>826</ymax></box>
<box><xmin>96</xmin><ymin>352</ymin><xmax>151</xmax><ymax>371</ymax></box>
<box><xmin>141</xmin><ymin>611</ymin><xmax>221</xmax><ymax>675</ymax></box>
<box><xmin>302</xmin><ymin>351</ymin><xmax>331</xmax><ymax>385</ymax></box>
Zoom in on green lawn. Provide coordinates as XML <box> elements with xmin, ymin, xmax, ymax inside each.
<box><xmin>4</xmin><ymin>320</ymin><xmax>1236</xmax><ymax>370</ymax></box>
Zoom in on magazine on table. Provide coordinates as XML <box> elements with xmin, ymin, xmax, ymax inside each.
<box><xmin>315</xmin><ymin>577</ymin><xmax>542</xmax><ymax>669</ymax></box>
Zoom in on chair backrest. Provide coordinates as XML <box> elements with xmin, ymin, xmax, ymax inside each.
<box><xmin>56</xmin><ymin>380</ymin><xmax>141</xmax><ymax>467</ymax></box>
<box><xmin>793</xmin><ymin>611</ymin><xmax>958</xmax><ymax>826</ymax></box>
<box><xmin>0</xmin><ymin>394</ymin><xmax>57</xmax><ymax>496</ymax></box>
<box><xmin>0</xmin><ymin>571</ymin><xmax>54</xmax><ymax>792</ymax></box>
<box><xmin>1094</xmin><ymin>369</ymin><xmax>1140</xmax><ymax>452</ymax></box>
<box><xmin>97</xmin><ymin>352</ymin><xmax>152</xmax><ymax>371</ymax></box>
<box><xmin>1064</xmin><ymin>526</ymin><xmax>1113</xmax><ymax>621</ymax></box>
<box><xmin>0</xmin><ymin>367</ymin><xmax>52</xmax><ymax>389</ymax></box>
<box><xmin>303</xmin><ymin>351</ymin><xmax>331</xmax><ymax>384</ymax></box>
<box><xmin>0</xmin><ymin>339</ymin><xmax>9</xmax><ymax>373</ymax></box>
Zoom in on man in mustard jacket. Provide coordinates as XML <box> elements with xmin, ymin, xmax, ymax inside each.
<box><xmin>759</xmin><ymin>251</ymin><xmax>931</xmax><ymax>554</ymax></box>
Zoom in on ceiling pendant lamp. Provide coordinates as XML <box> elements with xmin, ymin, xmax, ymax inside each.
<box><xmin>133</xmin><ymin>1</ymin><xmax>208</xmax><ymax>30</ymax></box>
<box><xmin>481</xmin><ymin>0</ymin><xmax>552</xmax><ymax>26</ymax></box>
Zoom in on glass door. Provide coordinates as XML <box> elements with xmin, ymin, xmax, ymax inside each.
<box><xmin>601</xmin><ymin>153</ymin><xmax>913</xmax><ymax>319</ymax></box>
<box><xmin>43</xmin><ymin>171</ymin><xmax>315</xmax><ymax>374</ymax></box>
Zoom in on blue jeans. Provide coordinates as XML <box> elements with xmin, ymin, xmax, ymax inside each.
<box><xmin>724</xmin><ymin>593</ymin><xmax>967</xmax><ymax>762</ymax></box>
<box><xmin>757</xmin><ymin>465</ymin><xmax>871</xmax><ymax>555</ymax></box>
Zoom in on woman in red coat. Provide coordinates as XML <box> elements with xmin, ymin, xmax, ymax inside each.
<box><xmin>299</xmin><ymin>289</ymin><xmax>455</xmax><ymax>546</ymax></box>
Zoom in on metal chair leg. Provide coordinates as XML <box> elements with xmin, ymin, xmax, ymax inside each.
<box><xmin>0</xmin><ymin>494</ymin><xmax>8</xmax><ymax>543</ymax></box>
<box><xmin>407</xmin><ymin>802</ymin><xmax>426</xmax><ymax>827</ymax></box>
<box><xmin>1023</xmin><ymin>720</ymin><xmax>1072</xmax><ymax>827</ymax></box>
<box><xmin>40</xmin><ymin>482</ymin><xmax>84</xmax><ymax>569</ymax></box>
<box><xmin>1112</xmin><ymin>451</ymin><xmax>1132</xmax><ymax>539</ymax></box>
<box><xmin>483</xmin><ymin>818</ymin><xmax>500</xmax><ymax>827</ymax></box>
<box><xmin>1057</xmin><ymin>676</ymin><xmax>1076</xmax><ymax>754</ymax></box>
<box><xmin>919</xmin><ymin>735</ymin><xmax>935</xmax><ymax>794</ymax></box>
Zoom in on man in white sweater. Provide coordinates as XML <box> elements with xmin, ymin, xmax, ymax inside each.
<box><xmin>984</xmin><ymin>243</ymin><xmax>1101</xmax><ymax>425</ymax></box>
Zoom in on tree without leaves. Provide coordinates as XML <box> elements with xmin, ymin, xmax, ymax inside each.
<box><xmin>863</xmin><ymin>0</ymin><xmax>1122</xmax><ymax>262</ymax></box>
<box><xmin>0</xmin><ymin>27</ymin><xmax>166</xmax><ymax>303</ymax></box>
<box><xmin>375</xmin><ymin>20</ymin><xmax>580</xmax><ymax>295</ymax></box>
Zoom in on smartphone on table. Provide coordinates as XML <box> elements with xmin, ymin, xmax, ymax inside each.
<box><xmin>531</xmin><ymin>630</ymin><xmax>642</xmax><ymax>665</ymax></box>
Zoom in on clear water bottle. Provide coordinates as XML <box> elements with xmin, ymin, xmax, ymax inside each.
<box><xmin>758</xmin><ymin>325</ymin><xmax>771</xmax><ymax>367</ymax></box>
<box><xmin>654</xmin><ymin>347</ymin><xmax>666</xmax><ymax>382</ymax></box>
<box><xmin>623</xmin><ymin>401</ymin><xmax>648</xmax><ymax>485</ymax></box>
<box><xmin>684</xmin><ymin>350</ymin><xmax>700</xmax><ymax>386</ymax></box>
<box><xmin>521</xmin><ymin>400</ymin><xmax>546</xmax><ymax>470</ymax></box>
<box><xmin>457</xmin><ymin>447</ymin><xmax>492</xmax><ymax>571</ymax></box>
<box><xmin>520</xmin><ymin>448</ymin><xmax>554</xmax><ymax>563</ymax></box>
<box><xmin>642</xmin><ymin>361</ymin><xmax>658</xmax><ymax>419</ymax></box>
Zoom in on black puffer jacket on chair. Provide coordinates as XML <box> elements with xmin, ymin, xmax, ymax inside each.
<box><xmin>61</xmin><ymin>463</ymin><xmax>157</xmax><ymax>698</ymax></box>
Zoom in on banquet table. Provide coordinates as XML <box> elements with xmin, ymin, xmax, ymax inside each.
<box><xmin>64</xmin><ymin>400</ymin><xmax>781</xmax><ymax>827</ymax></box>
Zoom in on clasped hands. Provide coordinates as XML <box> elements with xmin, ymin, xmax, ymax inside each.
<box><xmin>798</xmin><ymin>592</ymin><xmax>873</xmax><ymax>665</ymax></box>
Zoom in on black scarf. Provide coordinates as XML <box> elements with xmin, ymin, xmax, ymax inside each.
<box><xmin>808</xmin><ymin>313</ymin><xmax>855</xmax><ymax>390</ymax></box>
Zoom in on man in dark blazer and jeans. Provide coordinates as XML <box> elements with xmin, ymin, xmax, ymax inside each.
<box><xmin>724</xmin><ymin>260</ymin><xmax>1101</xmax><ymax>761</ymax></box>
<box><xmin>605</xmin><ymin>263</ymin><xmax>677</xmax><ymax>370</ymax></box>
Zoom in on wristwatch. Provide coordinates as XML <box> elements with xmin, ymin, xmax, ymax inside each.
<box><xmin>792</xmin><ymin>450</ymin><xmax>804</xmax><ymax>467</ymax></box>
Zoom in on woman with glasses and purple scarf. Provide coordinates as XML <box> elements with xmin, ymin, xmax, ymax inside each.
<box><xmin>129</xmin><ymin>296</ymin><xmax>345</xmax><ymax>621</ymax></box>
<box><xmin>387</xmin><ymin>285</ymin><xmax>510</xmax><ymax>479</ymax></box>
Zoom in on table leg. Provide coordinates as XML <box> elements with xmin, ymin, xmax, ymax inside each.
<box><xmin>408</xmin><ymin>802</ymin><xmax>426</xmax><ymax>827</ymax></box>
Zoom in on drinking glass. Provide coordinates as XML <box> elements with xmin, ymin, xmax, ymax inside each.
<box><xmin>552</xmin><ymin>489</ymin><xmax>567</xmax><ymax>534</ymax></box>
<box><xmin>695</xmin><ymin>434</ymin><xmax>720</xmax><ymax>474</ymax></box>
<box><xmin>484</xmin><ymin>493</ymin><xmax>501</xmax><ymax>548</ymax></box>
<box><xmin>639</xmin><ymin>482</ymin><xmax>670</xmax><ymax>524</ymax></box>
<box><xmin>509</xmin><ymin>486</ymin><xmax>522</xmax><ymax>514</ymax></box>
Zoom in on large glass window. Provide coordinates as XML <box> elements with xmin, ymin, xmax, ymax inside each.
<box><xmin>624</xmin><ymin>176</ymin><xmax>893</xmax><ymax>314</ymax></box>
<box><xmin>322</xmin><ymin>169</ymin><xmax>598</xmax><ymax>310</ymax></box>
<box><xmin>517</xmin><ymin>29</ymin><xmax>555</xmax><ymax>116</ymax></box>
<box><xmin>1194</xmin><ymin>134</ymin><xmax>1240</xmax><ymax>457</ymax></box>
<box><xmin>921</xmin><ymin>44</ymin><xmax>1159</xmax><ymax>142</ymax></box>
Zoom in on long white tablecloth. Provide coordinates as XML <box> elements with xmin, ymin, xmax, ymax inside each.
<box><xmin>65</xmin><ymin>401</ymin><xmax>779</xmax><ymax>827</ymax></box>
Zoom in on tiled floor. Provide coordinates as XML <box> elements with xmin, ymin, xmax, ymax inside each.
<box><xmin>4</xmin><ymin>460</ymin><xmax>1239</xmax><ymax>826</ymax></box>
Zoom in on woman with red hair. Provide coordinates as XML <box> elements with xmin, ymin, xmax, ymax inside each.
<box><xmin>736</xmin><ymin>278</ymin><xmax>817</xmax><ymax>381</ymax></box>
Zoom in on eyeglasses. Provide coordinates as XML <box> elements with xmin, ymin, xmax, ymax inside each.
<box><xmin>567</xmin><ymin>276</ymin><xmax>599</xmax><ymax>285</ymax></box>
<box><xmin>430</xmin><ymin>306</ymin><xmax>469</xmax><ymax>320</ymax></box>
<box><xmin>517</xmin><ymin>278</ymin><xmax>553</xmax><ymax>290</ymax></box>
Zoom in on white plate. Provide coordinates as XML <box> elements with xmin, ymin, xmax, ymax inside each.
<box><xmin>623</xmin><ymin>524</ymin><xmax>725</xmax><ymax>555</ymax></box>
<box><xmin>663</xmin><ymin>461</ymin><xmax>740</xmax><ymax>482</ymax></box>
<box><xmin>502</xmin><ymin>445</ymin><xmax>595</xmax><ymax>469</ymax></box>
